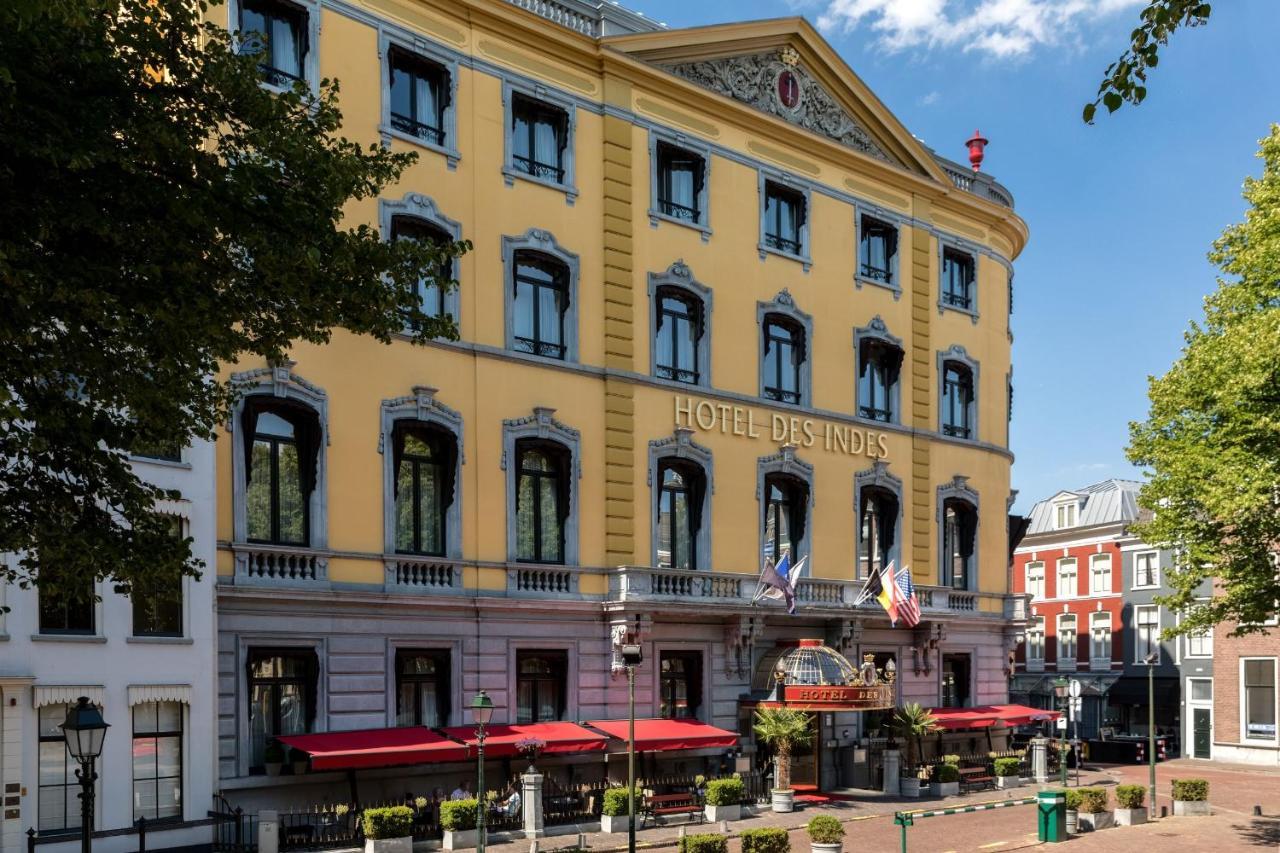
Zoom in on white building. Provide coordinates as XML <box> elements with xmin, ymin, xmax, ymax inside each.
<box><xmin>0</xmin><ymin>440</ymin><xmax>218</xmax><ymax>853</ymax></box>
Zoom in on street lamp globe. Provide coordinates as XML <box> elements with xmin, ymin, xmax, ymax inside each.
<box><xmin>470</xmin><ymin>690</ymin><xmax>495</xmax><ymax>727</ymax></box>
<box><xmin>1052</xmin><ymin>677</ymin><xmax>1069</xmax><ymax>701</ymax></box>
<box><xmin>61</xmin><ymin>697</ymin><xmax>109</xmax><ymax>764</ymax></box>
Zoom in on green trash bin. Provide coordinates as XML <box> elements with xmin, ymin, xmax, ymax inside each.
<box><xmin>1037</xmin><ymin>790</ymin><xmax>1066</xmax><ymax>843</ymax></box>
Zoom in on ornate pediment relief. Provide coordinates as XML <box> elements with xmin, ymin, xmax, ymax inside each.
<box><xmin>660</xmin><ymin>48</ymin><xmax>896</xmax><ymax>165</ymax></box>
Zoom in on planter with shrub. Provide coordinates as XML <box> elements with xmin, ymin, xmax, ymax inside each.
<box><xmin>1075</xmin><ymin>787</ymin><xmax>1112</xmax><ymax>831</ymax></box>
<box><xmin>1063</xmin><ymin>789</ymin><xmax>1082</xmax><ymax>835</ymax></box>
<box><xmin>740</xmin><ymin>827</ymin><xmax>790</xmax><ymax>853</ymax></box>
<box><xmin>676</xmin><ymin>833</ymin><xmax>727</xmax><ymax>853</ymax></box>
<box><xmin>600</xmin><ymin>787</ymin><xmax>639</xmax><ymax>834</ymax></box>
<box><xmin>1172</xmin><ymin>778</ymin><xmax>1210</xmax><ymax>816</ymax></box>
<box><xmin>929</xmin><ymin>762</ymin><xmax>960</xmax><ymax>797</ymax></box>
<box><xmin>289</xmin><ymin>747</ymin><xmax>309</xmax><ymax>775</ymax></box>
<box><xmin>901</xmin><ymin>766</ymin><xmax>928</xmax><ymax>798</ymax></box>
<box><xmin>263</xmin><ymin>740</ymin><xmax>285</xmax><ymax>777</ymax></box>
<box><xmin>704</xmin><ymin>777</ymin><xmax>745</xmax><ymax>822</ymax></box>
<box><xmin>1114</xmin><ymin>784</ymin><xmax>1147</xmax><ymax>826</ymax></box>
<box><xmin>362</xmin><ymin>806</ymin><xmax>413</xmax><ymax>853</ymax></box>
<box><xmin>993</xmin><ymin>757</ymin><xmax>1021</xmax><ymax>789</ymax></box>
<box><xmin>440</xmin><ymin>798</ymin><xmax>478</xmax><ymax>850</ymax></box>
<box><xmin>806</xmin><ymin>815</ymin><xmax>844</xmax><ymax>853</ymax></box>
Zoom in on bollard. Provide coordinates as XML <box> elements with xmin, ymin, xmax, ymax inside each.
<box><xmin>577</xmin><ymin>833</ymin><xmax>586</xmax><ymax>850</ymax></box>
<box><xmin>529</xmin><ymin>841</ymin><xmax>538</xmax><ymax>853</ymax></box>
<box><xmin>1254</xmin><ymin>805</ymin><xmax>1263</xmax><ymax>816</ymax></box>
<box><xmin>720</xmin><ymin>820</ymin><xmax>729</xmax><ymax>834</ymax></box>
<box><xmin>1160</xmin><ymin>806</ymin><xmax>1168</xmax><ymax>819</ymax></box>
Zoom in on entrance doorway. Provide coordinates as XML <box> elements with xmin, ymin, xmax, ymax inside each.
<box><xmin>1186</xmin><ymin>678</ymin><xmax>1212</xmax><ymax>759</ymax></box>
<box><xmin>789</xmin><ymin>712</ymin><xmax>818</xmax><ymax>787</ymax></box>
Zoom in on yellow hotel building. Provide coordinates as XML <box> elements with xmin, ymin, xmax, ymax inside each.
<box><xmin>214</xmin><ymin>0</ymin><xmax>1030</xmax><ymax>803</ymax></box>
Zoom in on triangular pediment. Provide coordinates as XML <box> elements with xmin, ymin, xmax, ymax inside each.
<box><xmin>604</xmin><ymin>19</ymin><xmax>949</xmax><ymax>183</ymax></box>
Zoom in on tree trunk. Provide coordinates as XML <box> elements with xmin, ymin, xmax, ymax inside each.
<box><xmin>777</xmin><ymin>742</ymin><xmax>791</xmax><ymax>790</ymax></box>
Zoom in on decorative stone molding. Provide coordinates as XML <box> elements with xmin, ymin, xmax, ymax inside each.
<box><xmin>609</xmin><ymin>614</ymin><xmax>653</xmax><ymax>675</ymax></box>
<box><xmin>379</xmin><ymin>193</ymin><xmax>463</xmax><ymax>329</ymax></box>
<box><xmin>757</xmin><ymin>289</ymin><xmax>814</xmax><ymax>406</ymax></box>
<box><xmin>827</xmin><ymin>618</ymin><xmax>864</xmax><ymax>658</ymax></box>
<box><xmin>376</xmin><ymin>34</ymin><xmax>461</xmax><ymax>166</ymax></box>
<box><xmin>501</xmin><ymin>228</ymin><xmax>581</xmax><ymax>362</ymax></box>
<box><xmin>648</xmin><ymin>260</ymin><xmax>714</xmax><ymax>387</ymax></box>
<box><xmin>647</xmin><ymin>428</ymin><xmax>714</xmax><ymax>571</ymax></box>
<box><xmin>937</xmin><ymin>345</ymin><xmax>981</xmax><ymax>442</ymax></box>
<box><xmin>723</xmin><ymin>614</ymin><xmax>764</xmax><ymax>678</ymax></box>
<box><xmin>854</xmin><ymin>460</ymin><xmax>904</xmax><ymax>572</ymax></box>
<box><xmin>502</xmin><ymin>407</ymin><xmax>582</xmax><ymax>566</ymax></box>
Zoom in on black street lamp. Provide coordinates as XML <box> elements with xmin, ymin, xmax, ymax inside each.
<box><xmin>61</xmin><ymin>697</ymin><xmax>109</xmax><ymax>853</ymax></box>
<box><xmin>1052</xmin><ymin>677</ymin><xmax>1069</xmax><ymax>786</ymax></box>
<box><xmin>470</xmin><ymin>691</ymin><xmax>494</xmax><ymax>853</ymax></box>
<box><xmin>620</xmin><ymin>643</ymin><xmax>643</xmax><ymax>853</ymax></box>
<box><xmin>1144</xmin><ymin>652</ymin><xmax>1158</xmax><ymax>820</ymax></box>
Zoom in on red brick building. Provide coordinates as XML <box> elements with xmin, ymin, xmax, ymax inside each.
<box><xmin>1211</xmin><ymin>618</ymin><xmax>1279</xmax><ymax>765</ymax></box>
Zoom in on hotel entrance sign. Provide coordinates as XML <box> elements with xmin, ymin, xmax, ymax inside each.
<box><xmin>674</xmin><ymin>395</ymin><xmax>890</xmax><ymax>460</ymax></box>
<box><xmin>779</xmin><ymin>683</ymin><xmax>895</xmax><ymax>711</ymax></box>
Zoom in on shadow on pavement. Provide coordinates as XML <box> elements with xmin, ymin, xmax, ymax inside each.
<box><xmin>1230</xmin><ymin>818</ymin><xmax>1280</xmax><ymax>848</ymax></box>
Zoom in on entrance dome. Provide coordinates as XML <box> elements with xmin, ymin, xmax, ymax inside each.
<box><xmin>772</xmin><ymin>639</ymin><xmax>859</xmax><ymax>687</ymax></box>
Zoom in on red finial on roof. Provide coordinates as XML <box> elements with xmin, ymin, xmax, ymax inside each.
<box><xmin>965</xmin><ymin>129</ymin><xmax>989</xmax><ymax>172</ymax></box>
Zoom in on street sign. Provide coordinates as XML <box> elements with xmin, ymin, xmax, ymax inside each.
<box><xmin>1068</xmin><ymin>679</ymin><xmax>1082</xmax><ymax>699</ymax></box>
<box><xmin>1056</xmin><ymin>718</ymin><xmax>1067</xmax><ymax>730</ymax></box>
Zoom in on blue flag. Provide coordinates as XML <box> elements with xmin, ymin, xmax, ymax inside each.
<box><xmin>755</xmin><ymin>552</ymin><xmax>797</xmax><ymax>614</ymax></box>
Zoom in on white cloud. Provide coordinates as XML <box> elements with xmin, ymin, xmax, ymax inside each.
<box><xmin>919</xmin><ymin>90</ymin><xmax>941</xmax><ymax>106</ymax></box>
<box><xmin>815</xmin><ymin>0</ymin><xmax>1143</xmax><ymax>60</ymax></box>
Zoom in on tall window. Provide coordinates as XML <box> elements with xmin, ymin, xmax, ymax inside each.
<box><xmin>655</xmin><ymin>143</ymin><xmax>704</xmax><ymax>223</ymax></box>
<box><xmin>388</xmin><ymin>49</ymin><xmax>448</xmax><ymax>145</ymax></box>
<box><xmin>239</xmin><ymin>0</ymin><xmax>307</xmax><ymax>88</ymax></box>
<box><xmin>38</xmin><ymin>569</ymin><xmax>94</xmax><ymax>636</ymax></box>
<box><xmin>858</xmin><ymin>487</ymin><xmax>898</xmax><ymax>579</ymax></box>
<box><xmin>859</xmin><ymin>216</ymin><xmax>897</xmax><ymax>284</ymax></box>
<box><xmin>1025</xmin><ymin>561</ymin><xmax>1045</xmax><ymax>600</ymax></box>
<box><xmin>1090</xmin><ymin>554</ymin><xmax>1112</xmax><ymax>594</ymax></box>
<box><xmin>1054</xmin><ymin>502</ymin><xmax>1077</xmax><ymax>529</ymax></box>
<box><xmin>1027</xmin><ymin>616</ymin><xmax>1045</xmax><ymax>664</ymax></box>
<box><xmin>1057</xmin><ymin>614</ymin><xmax>1077</xmax><ymax>669</ymax></box>
<box><xmin>396</xmin><ymin>650</ymin><xmax>449</xmax><ymax>727</ymax></box>
<box><xmin>1135</xmin><ymin>605</ymin><xmax>1161</xmax><ymax>663</ymax></box>
<box><xmin>942</xmin><ymin>499</ymin><xmax>976</xmax><ymax>590</ymax></box>
<box><xmin>247</xmin><ymin>650</ymin><xmax>315</xmax><ymax>771</ymax></box>
<box><xmin>511</xmin><ymin>94</ymin><xmax>567</xmax><ymax>183</ymax></box>
<box><xmin>39</xmin><ymin>703</ymin><xmax>88</xmax><ymax>831</ymax></box>
<box><xmin>516</xmin><ymin>651</ymin><xmax>566</xmax><ymax>724</ymax></box>
<box><xmin>132</xmin><ymin>702</ymin><xmax>183</xmax><ymax>822</ymax></box>
<box><xmin>133</xmin><ymin>517</ymin><xmax>184</xmax><ymax>637</ymax></box>
<box><xmin>393</xmin><ymin>424</ymin><xmax>456</xmax><ymax>556</ymax></box>
<box><xmin>763</xmin><ymin>475</ymin><xmax>807</xmax><ymax>563</ymax></box>
<box><xmin>1134</xmin><ymin>551</ymin><xmax>1160</xmax><ymax>588</ymax></box>
<box><xmin>762</xmin><ymin>316</ymin><xmax>804</xmax><ymax>405</ymax></box>
<box><xmin>763</xmin><ymin>182</ymin><xmax>805</xmax><ymax>255</ymax></box>
<box><xmin>390</xmin><ymin>216</ymin><xmax>452</xmax><ymax>321</ymax></box>
<box><xmin>515</xmin><ymin>440</ymin><xmax>569</xmax><ymax>564</ymax></box>
<box><xmin>656</xmin><ymin>461</ymin><xmax>703</xmax><ymax>571</ymax></box>
<box><xmin>512</xmin><ymin>252</ymin><xmax>568</xmax><ymax>360</ymax></box>
<box><xmin>659</xmin><ymin>652</ymin><xmax>702</xmax><ymax>719</ymax></box>
<box><xmin>244</xmin><ymin>403</ymin><xmax>319</xmax><ymax>545</ymax></box>
<box><xmin>941</xmin><ymin>248</ymin><xmax>975</xmax><ymax>311</ymax></box>
<box><xmin>1186</xmin><ymin>625</ymin><xmax>1212</xmax><ymax>658</ymax></box>
<box><xmin>1057</xmin><ymin>558</ymin><xmax>1078</xmax><ymax>599</ymax></box>
<box><xmin>858</xmin><ymin>340</ymin><xmax>901</xmax><ymax>423</ymax></box>
<box><xmin>941</xmin><ymin>654</ymin><xmax>971</xmax><ymax>707</ymax></box>
<box><xmin>1243</xmin><ymin>659</ymin><xmax>1277</xmax><ymax>741</ymax></box>
<box><xmin>941</xmin><ymin>361</ymin><xmax>974</xmax><ymax>439</ymax></box>
<box><xmin>654</xmin><ymin>289</ymin><xmax>702</xmax><ymax>385</ymax></box>
<box><xmin>1090</xmin><ymin>612</ymin><xmax>1112</xmax><ymax>665</ymax></box>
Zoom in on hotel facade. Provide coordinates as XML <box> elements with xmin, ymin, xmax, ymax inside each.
<box><xmin>212</xmin><ymin>0</ymin><xmax>1030</xmax><ymax>809</ymax></box>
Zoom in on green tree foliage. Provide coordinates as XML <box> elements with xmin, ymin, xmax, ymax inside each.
<box><xmin>1127</xmin><ymin>126</ymin><xmax>1280</xmax><ymax>635</ymax></box>
<box><xmin>1085</xmin><ymin>1</ymin><xmax>1212</xmax><ymax>123</ymax></box>
<box><xmin>752</xmin><ymin>706</ymin><xmax>812</xmax><ymax>792</ymax></box>
<box><xmin>0</xmin><ymin>1</ymin><xmax>468</xmax><ymax>602</ymax></box>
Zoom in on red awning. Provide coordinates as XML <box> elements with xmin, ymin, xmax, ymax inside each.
<box><xmin>276</xmin><ymin>727</ymin><xmax>469</xmax><ymax>771</ymax></box>
<box><xmin>926</xmin><ymin>704</ymin><xmax>1062</xmax><ymax>731</ymax></box>
<box><xmin>438</xmin><ymin>722</ymin><xmax>608</xmax><ymax>759</ymax></box>
<box><xmin>586</xmin><ymin>718</ymin><xmax>739</xmax><ymax>752</ymax></box>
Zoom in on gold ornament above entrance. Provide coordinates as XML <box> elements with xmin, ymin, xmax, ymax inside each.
<box><xmin>674</xmin><ymin>395</ymin><xmax>890</xmax><ymax>460</ymax></box>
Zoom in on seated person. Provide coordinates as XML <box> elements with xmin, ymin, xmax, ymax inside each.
<box><xmin>450</xmin><ymin>781</ymin><xmax>472</xmax><ymax>801</ymax></box>
<box><xmin>495</xmin><ymin>786</ymin><xmax>521</xmax><ymax>818</ymax></box>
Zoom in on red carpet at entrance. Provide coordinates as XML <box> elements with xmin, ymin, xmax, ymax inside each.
<box><xmin>792</xmin><ymin>784</ymin><xmax>859</xmax><ymax>804</ymax></box>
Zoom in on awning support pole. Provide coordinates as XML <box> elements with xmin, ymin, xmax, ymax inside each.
<box><xmin>347</xmin><ymin>770</ymin><xmax>359</xmax><ymax>807</ymax></box>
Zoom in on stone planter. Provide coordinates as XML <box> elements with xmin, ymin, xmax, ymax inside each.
<box><xmin>365</xmin><ymin>838</ymin><xmax>412</xmax><ymax>853</ymax></box>
<box><xmin>704</xmin><ymin>803</ymin><xmax>740</xmax><ymax>822</ymax></box>
<box><xmin>811</xmin><ymin>843</ymin><xmax>842</xmax><ymax>853</ymax></box>
<box><xmin>899</xmin><ymin>778</ymin><xmax>922</xmax><ymax>798</ymax></box>
<box><xmin>1065</xmin><ymin>810</ymin><xmax>1078</xmax><ymax>836</ymax></box>
<box><xmin>264</xmin><ymin>762</ymin><xmax>283</xmax><ymax>777</ymax></box>
<box><xmin>1173</xmin><ymin>800</ymin><xmax>1211</xmax><ymax>816</ymax></box>
<box><xmin>291</xmin><ymin>761</ymin><xmax>308</xmax><ymax>776</ymax></box>
<box><xmin>930</xmin><ymin>781</ymin><xmax>959</xmax><ymax>798</ymax></box>
<box><xmin>600</xmin><ymin>814</ymin><xmax>629</xmax><ymax>834</ymax></box>
<box><xmin>1115</xmin><ymin>808</ymin><xmax>1147</xmax><ymax>826</ymax></box>
<box><xmin>1078</xmin><ymin>811</ymin><xmax>1113</xmax><ymax>831</ymax></box>
<box><xmin>995</xmin><ymin>776</ymin><xmax>1021</xmax><ymax>790</ymax></box>
<box><xmin>442</xmin><ymin>829</ymin><xmax>478</xmax><ymax>850</ymax></box>
<box><xmin>771</xmin><ymin>790</ymin><xmax>795</xmax><ymax>813</ymax></box>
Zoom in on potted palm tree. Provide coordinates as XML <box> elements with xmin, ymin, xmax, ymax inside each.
<box><xmin>891</xmin><ymin>704</ymin><xmax>939</xmax><ymax>797</ymax></box>
<box><xmin>753</xmin><ymin>706</ymin><xmax>813</xmax><ymax>813</ymax></box>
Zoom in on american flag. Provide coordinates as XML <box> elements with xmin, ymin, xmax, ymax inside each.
<box><xmin>895</xmin><ymin>567</ymin><xmax>921</xmax><ymax>628</ymax></box>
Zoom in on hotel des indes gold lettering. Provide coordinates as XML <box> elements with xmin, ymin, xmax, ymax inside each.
<box><xmin>674</xmin><ymin>395</ymin><xmax>890</xmax><ymax>459</ymax></box>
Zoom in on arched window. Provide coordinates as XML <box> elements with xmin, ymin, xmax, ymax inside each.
<box><xmin>516</xmin><ymin>651</ymin><xmax>566</xmax><ymax>723</ymax></box>
<box><xmin>942</xmin><ymin>498</ymin><xmax>977</xmax><ymax>590</ymax></box>
<box><xmin>763</xmin><ymin>474</ymin><xmax>807</xmax><ymax>563</ymax></box>
<box><xmin>942</xmin><ymin>361</ymin><xmax>975</xmax><ymax>439</ymax></box>
<box><xmin>655</xmin><ymin>288</ymin><xmax>703</xmax><ymax>385</ymax></box>
<box><xmin>392</xmin><ymin>422</ymin><xmax>457</xmax><ymax>557</ymax></box>
<box><xmin>762</xmin><ymin>316</ymin><xmax>805</xmax><ymax>405</ymax></box>
<box><xmin>859</xmin><ymin>339</ymin><xmax>902</xmax><ymax>423</ymax></box>
<box><xmin>858</xmin><ymin>486</ymin><xmax>899</xmax><ymax>579</ymax></box>
<box><xmin>656</xmin><ymin>461</ymin><xmax>706</xmax><ymax>571</ymax></box>
<box><xmin>390</xmin><ymin>216</ymin><xmax>452</xmax><ymax>321</ymax></box>
<box><xmin>512</xmin><ymin>251</ymin><xmax>569</xmax><ymax>360</ymax></box>
<box><xmin>515</xmin><ymin>440</ymin><xmax>571</xmax><ymax>564</ymax></box>
<box><xmin>395</xmin><ymin>649</ymin><xmax>449</xmax><ymax>727</ymax></box>
<box><xmin>242</xmin><ymin>401</ymin><xmax>321</xmax><ymax>546</ymax></box>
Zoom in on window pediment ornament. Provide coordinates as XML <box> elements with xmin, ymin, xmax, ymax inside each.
<box><xmin>378</xmin><ymin>385</ymin><xmax>464</xmax><ymax>462</ymax></box>
<box><xmin>501</xmin><ymin>407</ymin><xmax>582</xmax><ymax>479</ymax></box>
<box><xmin>230</xmin><ymin>359</ymin><xmax>328</xmax><ymax>433</ymax></box>
<box><xmin>756</xmin><ymin>444</ymin><xmax>814</xmax><ymax>498</ymax></box>
<box><xmin>854</xmin><ymin>460</ymin><xmax>902</xmax><ymax>502</ymax></box>
<box><xmin>647</xmin><ymin>427</ymin><xmax>714</xmax><ymax>491</ymax></box>
<box><xmin>854</xmin><ymin>315</ymin><xmax>902</xmax><ymax>350</ymax></box>
<box><xmin>659</xmin><ymin>51</ymin><xmax>894</xmax><ymax>164</ymax></box>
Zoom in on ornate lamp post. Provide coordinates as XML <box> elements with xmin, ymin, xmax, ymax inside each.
<box><xmin>61</xmin><ymin>697</ymin><xmax>109</xmax><ymax>853</ymax></box>
<box><xmin>620</xmin><ymin>643</ymin><xmax>643</xmax><ymax>853</ymax></box>
<box><xmin>1052</xmin><ymin>677</ymin><xmax>1069</xmax><ymax>785</ymax></box>
<box><xmin>470</xmin><ymin>691</ymin><xmax>494</xmax><ymax>853</ymax></box>
<box><xmin>1144</xmin><ymin>652</ymin><xmax>1157</xmax><ymax>820</ymax></box>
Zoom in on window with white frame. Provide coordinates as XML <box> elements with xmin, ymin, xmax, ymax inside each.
<box><xmin>1057</xmin><ymin>614</ymin><xmax>1077</xmax><ymax>668</ymax></box>
<box><xmin>1054</xmin><ymin>501</ymin><xmax>1076</xmax><ymax>530</ymax></box>
<box><xmin>1090</xmin><ymin>612</ymin><xmax>1112</xmax><ymax>664</ymax></box>
<box><xmin>1186</xmin><ymin>625</ymin><xmax>1212</xmax><ymax>658</ymax></box>
<box><xmin>1025</xmin><ymin>561</ymin><xmax>1045</xmax><ymax>600</ymax></box>
<box><xmin>1027</xmin><ymin>616</ymin><xmax>1045</xmax><ymax>665</ymax></box>
<box><xmin>1243</xmin><ymin>658</ymin><xmax>1276</xmax><ymax>741</ymax></box>
<box><xmin>132</xmin><ymin>701</ymin><xmax>183</xmax><ymax>822</ymax></box>
<box><xmin>1057</xmin><ymin>558</ymin><xmax>1077</xmax><ymax>598</ymax></box>
<box><xmin>38</xmin><ymin>703</ymin><xmax>86</xmax><ymax>831</ymax></box>
<box><xmin>1189</xmin><ymin>679</ymin><xmax>1212</xmax><ymax>702</ymax></box>
<box><xmin>1090</xmin><ymin>553</ymin><xmax>1112</xmax><ymax>594</ymax></box>
<box><xmin>1135</xmin><ymin>605</ymin><xmax>1161</xmax><ymax>663</ymax></box>
<box><xmin>1134</xmin><ymin>551</ymin><xmax>1160</xmax><ymax>588</ymax></box>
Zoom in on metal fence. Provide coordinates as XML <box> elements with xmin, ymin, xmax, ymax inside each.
<box><xmin>543</xmin><ymin>777</ymin><xmax>611</xmax><ymax>826</ymax></box>
<box><xmin>277</xmin><ymin>800</ymin><xmax>442</xmax><ymax>852</ymax></box>
<box><xmin>211</xmin><ymin>795</ymin><xmax>259</xmax><ymax>853</ymax></box>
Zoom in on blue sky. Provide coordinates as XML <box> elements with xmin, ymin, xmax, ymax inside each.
<box><xmin>623</xmin><ymin>0</ymin><xmax>1280</xmax><ymax>512</ymax></box>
